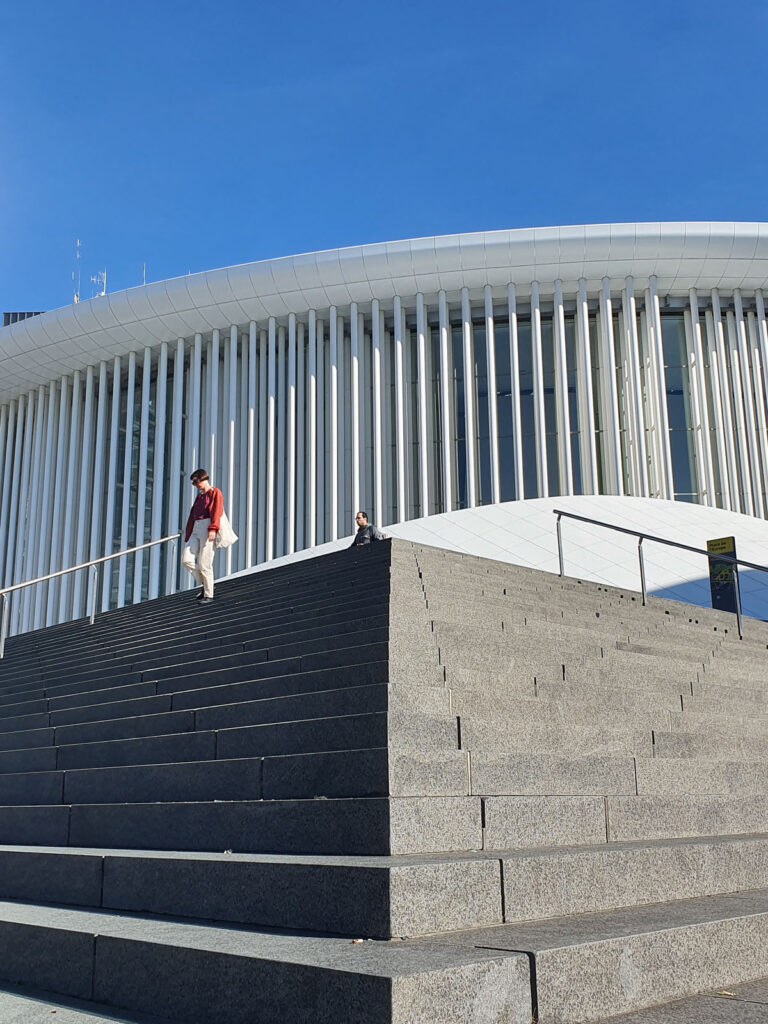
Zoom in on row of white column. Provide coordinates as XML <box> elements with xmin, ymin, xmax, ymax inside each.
<box><xmin>2</xmin><ymin>279</ymin><xmax>768</xmax><ymax>638</ymax></box>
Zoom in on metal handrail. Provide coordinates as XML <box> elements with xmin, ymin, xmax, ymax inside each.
<box><xmin>553</xmin><ymin>508</ymin><xmax>768</xmax><ymax>640</ymax></box>
<box><xmin>0</xmin><ymin>533</ymin><xmax>180</xmax><ymax>659</ymax></box>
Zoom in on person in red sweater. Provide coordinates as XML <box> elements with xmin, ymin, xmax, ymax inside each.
<box><xmin>181</xmin><ymin>468</ymin><xmax>223</xmax><ymax>603</ymax></box>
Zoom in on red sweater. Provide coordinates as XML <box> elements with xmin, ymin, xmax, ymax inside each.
<box><xmin>185</xmin><ymin>487</ymin><xmax>223</xmax><ymax>542</ymax></box>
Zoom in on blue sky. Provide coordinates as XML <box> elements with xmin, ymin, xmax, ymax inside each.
<box><xmin>2</xmin><ymin>0</ymin><xmax>767</xmax><ymax>310</ymax></box>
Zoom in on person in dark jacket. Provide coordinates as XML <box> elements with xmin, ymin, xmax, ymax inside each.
<box><xmin>350</xmin><ymin>511</ymin><xmax>386</xmax><ymax>547</ymax></box>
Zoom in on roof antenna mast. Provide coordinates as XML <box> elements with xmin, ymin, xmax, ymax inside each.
<box><xmin>72</xmin><ymin>239</ymin><xmax>81</xmax><ymax>304</ymax></box>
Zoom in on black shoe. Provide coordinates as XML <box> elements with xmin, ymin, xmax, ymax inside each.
<box><xmin>199</xmin><ymin>596</ymin><xmax>214</xmax><ymax>604</ymax></box>
<box><xmin>195</xmin><ymin>590</ymin><xmax>205</xmax><ymax>601</ymax></box>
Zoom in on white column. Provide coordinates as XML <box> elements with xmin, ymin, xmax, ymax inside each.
<box><xmin>460</xmin><ymin>287</ymin><xmax>478</xmax><ymax>507</ymax></box>
<box><xmin>226</xmin><ymin>326</ymin><xmax>238</xmax><ymax>574</ymax></box>
<box><xmin>415</xmin><ymin>294</ymin><xmax>430</xmax><ymax>515</ymax></box>
<box><xmin>317</xmin><ymin>318</ymin><xmax>326</xmax><ymax>541</ymax></box>
<box><xmin>553</xmin><ymin>280</ymin><xmax>574</xmax><ymax>496</ymax></box>
<box><xmin>507</xmin><ymin>284</ymin><xmax>524</xmax><ymax>499</ymax></box>
<box><xmin>372</xmin><ymin>299</ymin><xmax>384</xmax><ymax>524</ymax></box>
<box><xmin>5</xmin><ymin>397</ymin><xmax>24</xmax><ymax>590</ymax></box>
<box><xmin>704</xmin><ymin>309</ymin><xmax>733</xmax><ymax>510</ymax></box>
<box><xmin>483</xmin><ymin>285</ymin><xmax>501</xmax><ymax>504</ymax></box>
<box><xmin>189</xmin><ymin>334</ymin><xmax>202</xmax><ymax>472</ymax></box>
<box><xmin>131</xmin><ymin>349</ymin><xmax>152</xmax><ymax>604</ymax></box>
<box><xmin>87</xmin><ymin>361</ymin><xmax>109</xmax><ymax>614</ymax></box>
<box><xmin>265</xmin><ymin>317</ymin><xmax>277</xmax><ymax>560</ymax></box>
<box><xmin>246</xmin><ymin>322</ymin><xmax>257</xmax><ymax>567</ymax></box>
<box><xmin>117</xmin><ymin>354</ymin><xmax>137</xmax><ymax>606</ymax></box>
<box><xmin>711</xmin><ymin>291</ymin><xmax>741</xmax><ymax>510</ymax></box>
<box><xmin>328</xmin><ymin>307</ymin><xmax>339</xmax><ymax>541</ymax></box>
<box><xmin>623</xmin><ymin>278</ymin><xmax>648</xmax><ymax>496</ymax></box>
<box><xmin>726</xmin><ymin>307</ymin><xmax>755</xmax><ymax>515</ymax></box>
<box><xmin>166</xmin><ymin>340</ymin><xmax>185</xmax><ymax>592</ymax></box>
<box><xmin>35</xmin><ymin>382</ymin><xmax>59</xmax><ymax>626</ymax></box>
<box><xmin>101</xmin><ymin>358</ymin><xmax>121</xmax><ymax>610</ymax></box>
<box><xmin>530</xmin><ymin>282</ymin><xmax>548</xmax><ymax>497</ymax></box>
<box><xmin>682</xmin><ymin>310</ymin><xmax>707</xmax><ymax>506</ymax></box>
<box><xmin>394</xmin><ymin>295</ymin><xmax>407</xmax><ymax>521</ymax></box>
<box><xmin>47</xmin><ymin>382</ymin><xmax>70</xmax><ymax>620</ymax></box>
<box><xmin>747</xmin><ymin>312</ymin><xmax>768</xmax><ymax>513</ymax></box>
<box><xmin>437</xmin><ymin>291</ymin><xmax>453</xmax><ymax>511</ymax></box>
<box><xmin>257</xmin><ymin>329</ymin><xmax>267</xmax><ymax>561</ymax></box>
<box><xmin>146</xmin><ymin>343</ymin><xmax>168</xmax><ymax>597</ymax></box>
<box><xmin>287</xmin><ymin>313</ymin><xmax>297</xmax><ymax>554</ymax></box>
<box><xmin>756</xmin><ymin>291</ymin><xmax>768</xmax><ymax>406</ymax></box>
<box><xmin>21</xmin><ymin>387</ymin><xmax>46</xmax><ymax>630</ymax></box>
<box><xmin>599</xmin><ymin>279</ymin><xmax>624</xmax><ymax>495</ymax></box>
<box><xmin>350</xmin><ymin>303</ymin><xmax>361</xmax><ymax>517</ymax></box>
<box><xmin>238</xmin><ymin>334</ymin><xmax>248</xmax><ymax>573</ymax></box>
<box><xmin>381</xmin><ymin>314</ymin><xmax>393</xmax><ymax>524</ymax></box>
<box><xmin>734</xmin><ymin>291</ymin><xmax>763</xmax><ymax>517</ymax></box>
<box><xmin>296</xmin><ymin>321</ymin><xmax>306</xmax><ymax>550</ymax></box>
<box><xmin>575</xmin><ymin>280</ymin><xmax>598</xmax><ymax>493</ymax></box>
<box><xmin>337</xmin><ymin>312</ymin><xmax>346</xmax><ymax>533</ymax></box>
<box><xmin>70</xmin><ymin>366</ymin><xmax>95</xmax><ymax>617</ymax></box>
<box><xmin>11</xmin><ymin>393</ymin><xmax>35</xmax><ymax>633</ymax></box>
<box><xmin>0</xmin><ymin>403</ymin><xmax>12</xmax><ymax>585</ymax></box>
<box><xmin>58</xmin><ymin>377</ymin><xmax>81</xmax><ymax>618</ymax></box>
<box><xmin>209</xmin><ymin>330</ymin><xmax>220</xmax><ymax>475</ymax></box>
<box><xmin>307</xmin><ymin>311</ymin><xmax>317</xmax><ymax>547</ymax></box>
<box><xmin>276</xmin><ymin>324</ymin><xmax>286</xmax><ymax>555</ymax></box>
<box><xmin>648</xmin><ymin>278</ymin><xmax>674</xmax><ymax>499</ymax></box>
<box><xmin>688</xmin><ymin>290</ymin><xmax>715</xmax><ymax>506</ymax></box>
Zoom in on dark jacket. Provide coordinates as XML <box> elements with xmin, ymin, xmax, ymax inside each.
<box><xmin>350</xmin><ymin>524</ymin><xmax>386</xmax><ymax>547</ymax></box>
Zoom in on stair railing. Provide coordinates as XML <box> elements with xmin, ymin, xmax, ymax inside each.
<box><xmin>0</xmin><ymin>534</ymin><xmax>180</xmax><ymax>659</ymax></box>
<box><xmin>553</xmin><ymin>509</ymin><xmax>768</xmax><ymax>640</ymax></box>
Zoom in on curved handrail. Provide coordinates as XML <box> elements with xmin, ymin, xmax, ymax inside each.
<box><xmin>553</xmin><ymin>508</ymin><xmax>768</xmax><ymax>640</ymax></box>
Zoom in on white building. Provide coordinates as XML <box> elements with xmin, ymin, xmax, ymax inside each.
<box><xmin>2</xmin><ymin>221</ymin><xmax>768</xmax><ymax>635</ymax></box>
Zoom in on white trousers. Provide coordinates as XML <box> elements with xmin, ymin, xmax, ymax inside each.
<box><xmin>182</xmin><ymin>519</ymin><xmax>216</xmax><ymax>598</ymax></box>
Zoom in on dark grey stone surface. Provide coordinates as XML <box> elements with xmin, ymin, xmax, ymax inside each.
<box><xmin>57</xmin><ymin>729</ymin><xmax>217</xmax><ymax>771</ymax></box>
<box><xmin>216</xmin><ymin>711</ymin><xmax>388</xmax><ymax>759</ymax></box>
<box><xmin>0</xmin><ymin>984</ymin><xmax>176</xmax><ymax>1023</ymax></box>
<box><xmin>64</xmin><ymin>758</ymin><xmax>263</xmax><ymax>805</ymax></box>
<box><xmin>0</xmin><ymin>920</ymin><xmax>93</xmax><ymax>998</ymax></box>
<box><xmin>69</xmin><ymin>798</ymin><xmax>392</xmax><ymax>854</ymax></box>
<box><xmin>50</xmin><ymin>694</ymin><xmax>172</xmax><ymax>728</ymax></box>
<box><xmin>49</xmin><ymin>680</ymin><xmax>158</xmax><ymax>713</ymax></box>
<box><xmin>0</xmin><ymin>745</ymin><xmax>57</xmax><ymax>773</ymax></box>
<box><xmin>0</xmin><ymin>848</ymin><xmax>103</xmax><ymax>905</ymax></box>
<box><xmin>195</xmin><ymin>682</ymin><xmax>388</xmax><ymax>731</ymax></box>
<box><xmin>263</xmin><ymin>748</ymin><xmax>387</xmax><ymax>799</ymax></box>
<box><xmin>0</xmin><ymin>805</ymin><xmax>70</xmax><ymax>845</ymax></box>
<box><xmin>0</xmin><ymin>769</ymin><xmax>63</xmax><ymax>806</ymax></box>
<box><xmin>53</xmin><ymin>709</ymin><xmax>194</xmax><ymax>746</ymax></box>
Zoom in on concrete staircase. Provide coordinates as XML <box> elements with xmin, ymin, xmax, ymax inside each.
<box><xmin>0</xmin><ymin>539</ymin><xmax>766</xmax><ymax>1021</ymax></box>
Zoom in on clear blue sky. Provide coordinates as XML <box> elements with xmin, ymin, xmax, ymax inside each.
<box><xmin>2</xmin><ymin>0</ymin><xmax>766</xmax><ymax>310</ymax></box>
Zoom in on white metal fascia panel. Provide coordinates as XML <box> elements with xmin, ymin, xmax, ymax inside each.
<box><xmin>729</xmin><ymin>223</ymin><xmax>759</xmax><ymax>260</ymax></box>
<box><xmin>408</xmin><ymin>236</ymin><xmax>439</xmax><ymax>276</ymax></box>
<box><xmin>556</xmin><ymin>224</ymin><xmax>587</xmax><ymax>264</ymax></box>
<box><xmin>314</xmin><ymin>249</ymin><xmax>347</xmax><ymax>290</ymax></box>
<box><xmin>360</xmin><ymin>242</ymin><xmax>391</xmax><ymax>280</ymax></box>
<box><xmin>633</xmin><ymin>222</ymin><xmax>663</xmax><ymax>262</ymax></box>
<box><xmin>703</xmin><ymin>222</ymin><xmax>736</xmax><ymax>259</ymax></box>
<box><xmin>458</xmin><ymin>232</ymin><xmax>488</xmax><ymax>272</ymax></box>
<box><xmin>142</xmin><ymin>282</ymin><xmax>179</xmax><ymax>318</ymax></box>
<box><xmin>507</xmin><ymin>228</ymin><xmax>538</xmax><ymax>269</ymax></box>
<box><xmin>434</xmin><ymin>234</ymin><xmax>463</xmax><ymax>274</ymax></box>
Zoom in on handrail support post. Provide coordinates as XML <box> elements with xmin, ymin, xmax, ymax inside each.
<box><xmin>0</xmin><ymin>594</ymin><xmax>7</xmax><ymax>660</ymax></box>
<box><xmin>638</xmin><ymin>537</ymin><xmax>647</xmax><ymax>606</ymax></box>
<box><xmin>556</xmin><ymin>514</ymin><xmax>564</xmax><ymax>578</ymax></box>
<box><xmin>90</xmin><ymin>565</ymin><xmax>99</xmax><ymax>625</ymax></box>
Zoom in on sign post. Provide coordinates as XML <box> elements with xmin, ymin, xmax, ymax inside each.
<box><xmin>707</xmin><ymin>536</ymin><xmax>739</xmax><ymax>614</ymax></box>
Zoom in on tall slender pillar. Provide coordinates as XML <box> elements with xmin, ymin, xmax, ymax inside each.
<box><xmin>530</xmin><ymin>282</ymin><xmax>548</xmax><ymax>497</ymax></box>
<box><xmin>688</xmin><ymin>290</ymin><xmax>715</xmax><ymax>506</ymax></box>
<box><xmin>460</xmin><ymin>288</ymin><xmax>478</xmax><ymax>507</ymax></box>
<box><xmin>553</xmin><ymin>281</ymin><xmax>574</xmax><ymax>496</ymax></box>
<box><xmin>372</xmin><ymin>299</ymin><xmax>384</xmax><ymax>525</ymax></box>
<box><xmin>307</xmin><ymin>311</ymin><xmax>317</xmax><ymax>548</ymax></box>
<box><xmin>394</xmin><ymin>295</ymin><xmax>407</xmax><ymax>520</ymax></box>
<box><xmin>437</xmin><ymin>291</ymin><xmax>452</xmax><ymax>511</ymax></box>
<box><xmin>287</xmin><ymin>313</ymin><xmax>297</xmax><ymax>554</ymax></box>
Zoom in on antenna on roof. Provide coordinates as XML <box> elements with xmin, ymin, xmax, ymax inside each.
<box><xmin>142</xmin><ymin>262</ymin><xmax>146</xmax><ymax>286</ymax></box>
<box><xmin>91</xmin><ymin>269</ymin><xmax>107</xmax><ymax>297</ymax></box>
<box><xmin>72</xmin><ymin>239</ymin><xmax>81</xmax><ymax>304</ymax></box>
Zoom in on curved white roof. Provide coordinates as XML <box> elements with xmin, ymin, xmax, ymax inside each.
<box><xmin>3</xmin><ymin>221</ymin><xmax>768</xmax><ymax>402</ymax></box>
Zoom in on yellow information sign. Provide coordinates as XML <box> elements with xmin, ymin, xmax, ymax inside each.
<box><xmin>707</xmin><ymin>536</ymin><xmax>738</xmax><ymax>612</ymax></box>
